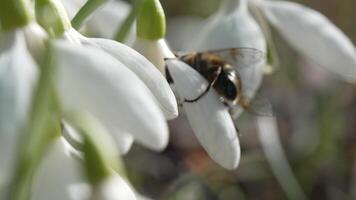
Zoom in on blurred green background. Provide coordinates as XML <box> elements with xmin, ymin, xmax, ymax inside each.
<box><xmin>123</xmin><ymin>0</ymin><xmax>356</xmax><ymax>199</ymax></box>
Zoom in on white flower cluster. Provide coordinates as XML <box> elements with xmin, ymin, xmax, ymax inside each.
<box><xmin>1</xmin><ymin>0</ymin><xmax>355</xmax><ymax>199</ymax></box>
<box><xmin>1</xmin><ymin>0</ymin><xmax>176</xmax><ymax>199</ymax></box>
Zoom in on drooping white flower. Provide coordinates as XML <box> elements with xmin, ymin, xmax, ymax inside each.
<box><xmin>166</xmin><ymin>59</ymin><xmax>241</xmax><ymax>169</ymax></box>
<box><xmin>53</xmin><ymin>40</ymin><xmax>169</xmax><ymax>151</ymax></box>
<box><xmin>158</xmin><ymin>0</ymin><xmax>265</xmax><ymax>169</ymax></box>
<box><xmin>251</xmin><ymin>0</ymin><xmax>356</xmax><ymax>82</ymax></box>
<box><xmin>186</xmin><ymin>0</ymin><xmax>266</xmax><ymax>100</ymax></box>
<box><xmin>56</xmin><ymin>28</ymin><xmax>177</xmax><ymax>154</ymax></box>
<box><xmin>166</xmin><ymin>0</ymin><xmax>267</xmax><ymax>124</ymax></box>
<box><xmin>34</xmin><ymin>0</ymin><xmax>176</xmax><ymax>154</ymax></box>
<box><xmin>0</xmin><ymin>26</ymin><xmax>39</xmax><ymax>188</ymax></box>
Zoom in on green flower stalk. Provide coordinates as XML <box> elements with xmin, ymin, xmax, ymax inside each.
<box><xmin>35</xmin><ymin>0</ymin><xmax>71</xmax><ymax>38</ymax></box>
<box><xmin>0</xmin><ymin>0</ymin><xmax>32</xmax><ymax>31</ymax></box>
<box><xmin>71</xmin><ymin>0</ymin><xmax>106</xmax><ymax>29</ymax></box>
<box><xmin>136</xmin><ymin>0</ymin><xmax>166</xmax><ymax>40</ymax></box>
<box><xmin>65</xmin><ymin>112</ymin><xmax>124</xmax><ymax>185</ymax></box>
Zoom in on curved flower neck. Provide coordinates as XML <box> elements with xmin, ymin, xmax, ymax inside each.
<box><xmin>218</xmin><ymin>0</ymin><xmax>248</xmax><ymax>16</ymax></box>
<box><xmin>35</xmin><ymin>0</ymin><xmax>72</xmax><ymax>38</ymax></box>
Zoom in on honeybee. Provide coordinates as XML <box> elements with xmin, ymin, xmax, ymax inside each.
<box><xmin>166</xmin><ymin>48</ymin><xmax>272</xmax><ymax>116</ymax></box>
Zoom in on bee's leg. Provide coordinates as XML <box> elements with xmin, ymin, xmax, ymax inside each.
<box><xmin>165</xmin><ymin>66</ymin><xmax>174</xmax><ymax>84</ymax></box>
<box><xmin>184</xmin><ymin>66</ymin><xmax>223</xmax><ymax>103</ymax></box>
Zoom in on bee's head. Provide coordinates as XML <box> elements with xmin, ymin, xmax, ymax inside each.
<box><xmin>217</xmin><ymin>68</ymin><xmax>241</xmax><ymax>103</ymax></box>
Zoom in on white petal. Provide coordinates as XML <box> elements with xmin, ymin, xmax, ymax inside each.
<box><xmin>187</xmin><ymin>0</ymin><xmax>266</xmax><ymax>52</ymax></box>
<box><xmin>68</xmin><ymin>174</ymin><xmax>137</xmax><ymax>200</ymax></box>
<box><xmin>135</xmin><ymin>193</ymin><xmax>153</xmax><ymax>200</ymax></box>
<box><xmin>259</xmin><ymin>0</ymin><xmax>356</xmax><ymax>82</ymax></box>
<box><xmin>53</xmin><ymin>41</ymin><xmax>169</xmax><ymax>151</ymax></box>
<box><xmin>0</xmin><ymin>30</ymin><xmax>38</xmax><ymax>185</ymax></box>
<box><xmin>114</xmin><ymin>132</ymin><xmax>134</xmax><ymax>155</ymax></box>
<box><xmin>85</xmin><ymin>38</ymin><xmax>178</xmax><ymax>120</ymax></box>
<box><xmin>68</xmin><ymin>183</ymin><xmax>91</xmax><ymax>200</ymax></box>
<box><xmin>133</xmin><ymin>39</ymin><xmax>175</xmax><ymax>75</ymax></box>
<box><xmin>31</xmin><ymin>138</ymin><xmax>85</xmax><ymax>200</ymax></box>
<box><xmin>256</xmin><ymin>116</ymin><xmax>307</xmax><ymax>199</ymax></box>
<box><xmin>91</xmin><ymin>175</ymin><xmax>137</xmax><ymax>200</ymax></box>
<box><xmin>62</xmin><ymin>28</ymin><xmax>83</xmax><ymax>45</ymax></box>
<box><xmin>166</xmin><ymin>16</ymin><xmax>205</xmax><ymax>51</ymax></box>
<box><xmin>23</xmin><ymin>23</ymin><xmax>48</xmax><ymax>62</ymax></box>
<box><xmin>61</xmin><ymin>121</ymin><xmax>133</xmax><ymax>155</ymax></box>
<box><xmin>166</xmin><ymin>60</ymin><xmax>240</xmax><ymax>169</ymax></box>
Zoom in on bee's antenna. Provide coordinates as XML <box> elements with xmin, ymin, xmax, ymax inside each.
<box><xmin>164</xmin><ymin>57</ymin><xmax>178</xmax><ymax>61</ymax></box>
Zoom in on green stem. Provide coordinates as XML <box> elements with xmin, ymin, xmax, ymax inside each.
<box><xmin>0</xmin><ymin>0</ymin><xmax>32</xmax><ymax>31</ymax></box>
<box><xmin>66</xmin><ymin>112</ymin><xmax>125</xmax><ymax>185</ymax></box>
<box><xmin>250</xmin><ymin>3</ymin><xmax>280</xmax><ymax>74</ymax></box>
<box><xmin>71</xmin><ymin>0</ymin><xmax>105</xmax><ymax>29</ymax></box>
<box><xmin>114</xmin><ymin>0</ymin><xmax>143</xmax><ymax>42</ymax></box>
<box><xmin>9</xmin><ymin>42</ymin><xmax>61</xmax><ymax>200</ymax></box>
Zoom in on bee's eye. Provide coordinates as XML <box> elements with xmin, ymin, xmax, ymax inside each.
<box><xmin>218</xmin><ymin>73</ymin><xmax>237</xmax><ymax>100</ymax></box>
<box><xmin>225</xmin><ymin>80</ymin><xmax>237</xmax><ymax>100</ymax></box>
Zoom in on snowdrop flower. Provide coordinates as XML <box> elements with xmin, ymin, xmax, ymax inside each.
<box><xmin>132</xmin><ymin>0</ymin><xmax>175</xmax><ymax>76</ymax></box>
<box><xmin>32</xmin><ymin>117</ymin><xmax>136</xmax><ymax>200</ymax></box>
<box><xmin>53</xmin><ymin>41</ymin><xmax>169</xmax><ymax>152</ymax></box>
<box><xmin>60</xmin><ymin>0</ymin><xmax>135</xmax><ymax>41</ymax></box>
<box><xmin>166</xmin><ymin>60</ymin><xmax>240</xmax><ymax>169</ymax></box>
<box><xmin>168</xmin><ymin>0</ymin><xmax>267</xmax><ymax>120</ymax></box>
<box><xmin>134</xmin><ymin>0</ymin><xmax>257</xmax><ymax>169</ymax></box>
<box><xmin>164</xmin><ymin>0</ymin><xmax>266</xmax><ymax>169</ymax></box>
<box><xmin>250</xmin><ymin>0</ymin><xmax>356</xmax><ymax>82</ymax></box>
<box><xmin>35</xmin><ymin>0</ymin><xmax>177</xmax><ymax>154</ymax></box>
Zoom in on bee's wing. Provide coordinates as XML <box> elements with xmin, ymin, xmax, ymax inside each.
<box><xmin>174</xmin><ymin>51</ymin><xmax>195</xmax><ymax>58</ymax></box>
<box><xmin>205</xmin><ymin>48</ymin><xmax>266</xmax><ymax>69</ymax></box>
<box><xmin>229</xmin><ymin>95</ymin><xmax>274</xmax><ymax>119</ymax></box>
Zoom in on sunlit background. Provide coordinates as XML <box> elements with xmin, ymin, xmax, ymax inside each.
<box><xmin>120</xmin><ymin>0</ymin><xmax>356</xmax><ymax>199</ymax></box>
